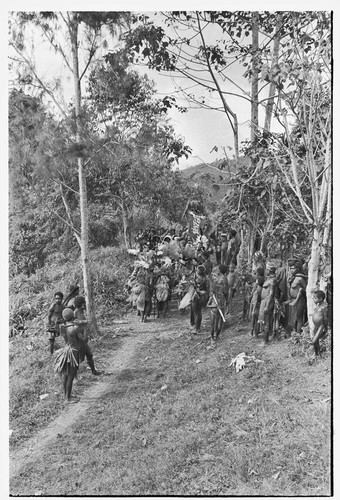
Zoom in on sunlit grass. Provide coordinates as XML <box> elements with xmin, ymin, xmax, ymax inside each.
<box><xmin>10</xmin><ymin>313</ymin><xmax>331</xmax><ymax>496</ymax></box>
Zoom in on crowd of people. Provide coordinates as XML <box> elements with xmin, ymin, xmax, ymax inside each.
<box><xmin>126</xmin><ymin>225</ymin><xmax>241</xmax><ymax>338</ymax></box>
<box><xmin>46</xmin><ymin>221</ymin><xmax>331</xmax><ymax>403</ymax></box>
<box><xmin>126</xmin><ymin>223</ymin><xmax>331</xmax><ymax>357</ymax></box>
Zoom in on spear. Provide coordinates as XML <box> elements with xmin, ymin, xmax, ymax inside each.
<box><xmin>212</xmin><ymin>294</ymin><xmax>226</xmax><ymax>322</ymax></box>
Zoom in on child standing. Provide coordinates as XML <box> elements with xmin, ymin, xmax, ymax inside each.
<box><xmin>47</xmin><ymin>291</ymin><xmax>64</xmax><ymax>355</ymax></box>
<box><xmin>311</xmin><ymin>290</ymin><xmax>328</xmax><ymax>356</ymax></box>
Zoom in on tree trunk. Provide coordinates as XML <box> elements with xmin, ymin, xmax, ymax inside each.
<box><xmin>251</xmin><ymin>12</ymin><xmax>259</xmax><ymax>147</ymax></box>
<box><xmin>122</xmin><ymin>200</ymin><xmax>132</xmax><ymax>249</ymax></box>
<box><xmin>322</xmin><ymin>179</ymin><xmax>332</xmax><ymax>250</ymax></box>
<box><xmin>69</xmin><ymin>15</ymin><xmax>98</xmax><ymax>334</ymax></box>
<box><xmin>248</xmin><ymin>206</ymin><xmax>260</xmax><ymax>261</ymax></box>
<box><xmin>264</xmin><ymin>13</ymin><xmax>282</xmax><ymax>132</ymax></box>
<box><xmin>306</xmin><ymin>226</ymin><xmax>323</xmax><ymax>327</ymax></box>
<box><xmin>237</xmin><ymin>225</ymin><xmax>247</xmax><ymax>268</ymax></box>
<box><xmin>259</xmin><ymin>234</ymin><xmax>267</xmax><ymax>255</ymax></box>
<box><xmin>318</xmin><ymin>178</ymin><xmax>331</xmax><ymax>294</ymax></box>
<box><xmin>233</xmin><ymin>115</ymin><xmax>239</xmax><ymax>160</ymax></box>
<box><xmin>248</xmin><ymin>225</ymin><xmax>256</xmax><ymax>263</ymax></box>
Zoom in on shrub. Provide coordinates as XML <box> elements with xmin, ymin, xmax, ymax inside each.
<box><xmin>289</xmin><ymin>326</ymin><xmax>331</xmax><ymax>361</ymax></box>
<box><xmin>9</xmin><ymin>245</ymin><xmax>131</xmax><ymax>337</ymax></box>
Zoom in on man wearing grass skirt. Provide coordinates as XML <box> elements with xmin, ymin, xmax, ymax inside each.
<box><xmin>55</xmin><ymin>308</ymin><xmax>84</xmax><ymax>404</ymax></box>
<box><xmin>207</xmin><ymin>264</ymin><xmax>229</xmax><ymax>342</ymax></box>
<box><xmin>258</xmin><ymin>262</ymin><xmax>279</xmax><ymax>345</ymax></box>
<box><xmin>189</xmin><ymin>264</ymin><xmax>209</xmax><ymax>334</ymax></box>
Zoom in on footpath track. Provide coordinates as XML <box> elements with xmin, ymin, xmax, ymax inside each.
<box><xmin>9</xmin><ymin>295</ymin><xmax>331</xmax><ymax>496</ymax></box>
<box><xmin>9</xmin><ymin>297</ymin><xmax>195</xmax><ymax>481</ymax></box>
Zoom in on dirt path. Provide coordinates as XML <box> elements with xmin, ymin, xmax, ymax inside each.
<box><xmin>10</xmin><ymin>298</ymin><xmax>331</xmax><ymax>491</ymax></box>
<box><xmin>9</xmin><ymin>306</ymin><xmax>185</xmax><ymax>480</ymax></box>
<box><xmin>10</xmin><ymin>294</ymin><xmax>198</xmax><ymax>480</ymax></box>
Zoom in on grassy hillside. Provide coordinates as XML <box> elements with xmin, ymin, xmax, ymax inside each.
<box><xmin>10</xmin><ymin>289</ymin><xmax>332</xmax><ymax>496</ymax></box>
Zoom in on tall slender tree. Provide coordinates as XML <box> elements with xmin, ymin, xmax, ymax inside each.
<box><xmin>262</xmin><ymin>12</ymin><xmax>332</xmax><ymax>321</ymax></box>
<box><xmin>9</xmin><ymin>11</ymin><xmax>130</xmax><ymax>333</ymax></box>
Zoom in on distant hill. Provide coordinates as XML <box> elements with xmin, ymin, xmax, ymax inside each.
<box><xmin>180</xmin><ymin>156</ymin><xmax>250</xmax><ymax>203</ymax></box>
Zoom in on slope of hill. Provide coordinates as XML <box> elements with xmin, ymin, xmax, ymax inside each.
<box><xmin>10</xmin><ymin>294</ymin><xmax>331</xmax><ymax>496</ymax></box>
<box><xmin>180</xmin><ymin>156</ymin><xmax>250</xmax><ymax>203</ymax></box>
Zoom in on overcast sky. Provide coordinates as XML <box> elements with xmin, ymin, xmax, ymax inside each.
<box><xmin>140</xmin><ymin>10</ymin><xmax>260</xmax><ymax>169</ymax></box>
<box><xmin>9</xmin><ymin>7</ymin><xmax>297</xmax><ymax>170</ymax></box>
<box><xmin>5</xmin><ymin>2</ymin><xmax>338</xmax><ymax>173</ymax></box>
<box><xmin>144</xmin><ymin>65</ymin><xmax>265</xmax><ymax>169</ymax></box>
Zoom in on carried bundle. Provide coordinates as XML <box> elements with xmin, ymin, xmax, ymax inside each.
<box><xmin>156</xmin><ymin>275</ymin><xmax>170</xmax><ymax>302</ymax></box>
<box><xmin>136</xmin><ymin>285</ymin><xmax>146</xmax><ymax>311</ymax></box>
<box><xmin>179</xmin><ymin>284</ymin><xmax>195</xmax><ymax>310</ymax></box>
<box><xmin>173</xmin><ymin>275</ymin><xmax>188</xmax><ymax>296</ymax></box>
<box><xmin>133</xmin><ymin>258</ymin><xmax>150</xmax><ymax>269</ymax></box>
<box><xmin>168</xmin><ymin>239</ymin><xmax>182</xmax><ymax>260</ymax></box>
<box><xmin>183</xmin><ymin>243</ymin><xmax>195</xmax><ymax>259</ymax></box>
<box><xmin>161</xmin><ymin>256</ymin><xmax>172</xmax><ymax>268</ymax></box>
<box><xmin>54</xmin><ymin>345</ymin><xmax>78</xmax><ymax>374</ymax></box>
<box><xmin>126</xmin><ymin>282</ymin><xmax>143</xmax><ymax>307</ymax></box>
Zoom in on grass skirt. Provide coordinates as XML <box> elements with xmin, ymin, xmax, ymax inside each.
<box><xmin>54</xmin><ymin>345</ymin><xmax>79</xmax><ymax>375</ymax></box>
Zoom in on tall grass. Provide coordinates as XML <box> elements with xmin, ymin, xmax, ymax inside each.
<box><xmin>9</xmin><ymin>245</ymin><xmax>132</xmax><ymax>335</ymax></box>
<box><xmin>9</xmin><ymin>245</ymin><xmax>131</xmax><ymax>448</ymax></box>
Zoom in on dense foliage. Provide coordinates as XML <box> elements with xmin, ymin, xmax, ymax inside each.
<box><xmin>9</xmin><ymin>52</ymin><xmax>200</xmax><ymax>276</ymax></box>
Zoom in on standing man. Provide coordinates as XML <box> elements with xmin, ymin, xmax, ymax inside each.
<box><xmin>258</xmin><ymin>262</ymin><xmax>278</xmax><ymax>345</ymax></box>
<box><xmin>226</xmin><ymin>229</ymin><xmax>241</xmax><ymax>268</ymax></box>
<box><xmin>285</xmin><ymin>258</ymin><xmax>307</xmax><ymax>334</ymax></box>
<box><xmin>220</xmin><ymin>233</ymin><xmax>229</xmax><ymax>266</ymax></box>
<box><xmin>190</xmin><ymin>264</ymin><xmax>209</xmax><ymax>334</ymax></box>
<box><xmin>210</xmin><ymin>224</ymin><xmax>223</xmax><ymax>265</ymax></box>
<box><xmin>55</xmin><ymin>308</ymin><xmax>83</xmax><ymax>403</ymax></box>
<box><xmin>226</xmin><ymin>263</ymin><xmax>239</xmax><ymax>314</ymax></box>
<box><xmin>47</xmin><ymin>291</ymin><xmax>65</xmax><ymax>355</ymax></box>
<box><xmin>73</xmin><ymin>296</ymin><xmax>101</xmax><ymax>375</ymax></box>
<box><xmin>207</xmin><ymin>264</ymin><xmax>229</xmax><ymax>342</ymax></box>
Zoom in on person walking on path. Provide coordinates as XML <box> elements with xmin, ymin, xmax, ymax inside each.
<box><xmin>226</xmin><ymin>229</ymin><xmax>241</xmax><ymax>268</ymax></box>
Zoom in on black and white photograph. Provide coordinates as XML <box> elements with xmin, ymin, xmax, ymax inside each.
<box><xmin>7</xmin><ymin>4</ymin><xmax>335</xmax><ymax>498</ymax></box>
